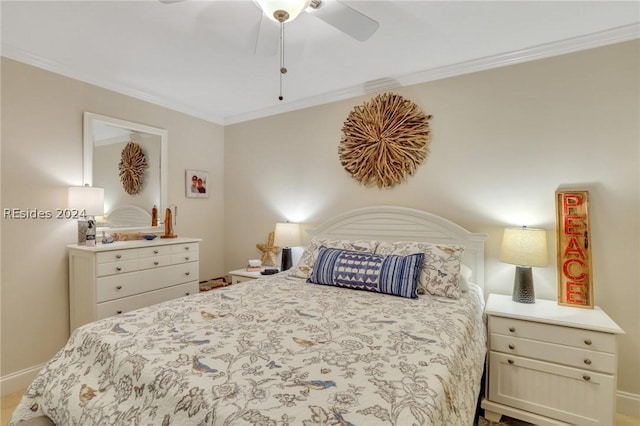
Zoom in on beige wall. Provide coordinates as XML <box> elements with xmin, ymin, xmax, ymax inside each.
<box><xmin>1</xmin><ymin>58</ymin><xmax>225</xmax><ymax>379</ymax></box>
<box><xmin>225</xmin><ymin>41</ymin><xmax>640</xmax><ymax>399</ymax></box>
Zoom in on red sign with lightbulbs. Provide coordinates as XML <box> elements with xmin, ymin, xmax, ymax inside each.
<box><xmin>556</xmin><ymin>190</ymin><xmax>593</xmax><ymax>308</ymax></box>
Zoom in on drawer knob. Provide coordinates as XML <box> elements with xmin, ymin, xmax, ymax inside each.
<box><xmin>116</xmin><ymin>254</ymin><xmax>122</xmax><ymax>259</ymax></box>
<box><xmin>116</xmin><ymin>310</ymin><xmax>123</xmax><ymax>314</ymax></box>
<box><xmin>154</xmin><ymin>261</ymin><xmax>159</xmax><ymax>266</ymax></box>
<box><xmin>154</xmin><ymin>250</ymin><xmax>159</xmax><ymax>254</ymax></box>
<box><xmin>116</xmin><ymin>267</ymin><xmax>122</xmax><ymax>272</ymax></box>
<box><xmin>116</xmin><ymin>285</ymin><xmax>122</xmax><ymax>290</ymax></box>
<box><xmin>583</xmin><ymin>374</ymin><xmax>591</xmax><ymax>381</ymax></box>
<box><xmin>507</xmin><ymin>359</ymin><xmax>514</xmax><ymax>365</ymax></box>
<box><xmin>185</xmin><ymin>256</ymin><xmax>190</xmax><ymax>261</ymax></box>
<box><xmin>508</xmin><ymin>327</ymin><xmax>516</xmax><ymax>333</ymax></box>
<box><xmin>184</xmin><ymin>246</ymin><xmax>190</xmax><ymax>251</ymax></box>
<box><xmin>185</xmin><ymin>292</ymin><xmax>190</xmax><ymax>296</ymax></box>
<box><xmin>185</xmin><ymin>272</ymin><xmax>190</xmax><ymax>276</ymax></box>
<box><xmin>584</xmin><ymin>359</ymin><xmax>592</xmax><ymax>365</ymax></box>
<box><xmin>584</xmin><ymin>339</ymin><xmax>592</xmax><ymax>346</ymax></box>
<box><xmin>508</xmin><ymin>344</ymin><xmax>515</xmax><ymax>350</ymax></box>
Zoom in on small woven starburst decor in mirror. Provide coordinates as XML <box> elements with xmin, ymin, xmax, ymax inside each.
<box><xmin>119</xmin><ymin>142</ymin><xmax>148</xmax><ymax>195</ymax></box>
<box><xmin>339</xmin><ymin>92</ymin><xmax>432</xmax><ymax>188</ymax></box>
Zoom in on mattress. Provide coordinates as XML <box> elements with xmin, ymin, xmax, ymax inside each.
<box><xmin>10</xmin><ymin>272</ymin><xmax>486</xmax><ymax>425</ymax></box>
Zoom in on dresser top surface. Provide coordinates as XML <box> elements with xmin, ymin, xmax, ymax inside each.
<box><xmin>486</xmin><ymin>294</ymin><xmax>624</xmax><ymax>334</ymax></box>
<box><xmin>68</xmin><ymin>237</ymin><xmax>201</xmax><ymax>252</ymax></box>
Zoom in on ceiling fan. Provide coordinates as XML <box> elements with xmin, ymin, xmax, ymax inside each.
<box><xmin>160</xmin><ymin>0</ymin><xmax>379</xmax><ymax>54</ymax></box>
<box><xmin>160</xmin><ymin>0</ymin><xmax>379</xmax><ymax>100</ymax></box>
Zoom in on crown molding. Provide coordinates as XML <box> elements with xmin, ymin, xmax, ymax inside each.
<box><xmin>1</xmin><ymin>45</ymin><xmax>226</xmax><ymax>125</ymax></box>
<box><xmin>224</xmin><ymin>23</ymin><xmax>639</xmax><ymax>125</ymax></box>
<box><xmin>3</xmin><ymin>23</ymin><xmax>638</xmax><ymax>127</ymax></box>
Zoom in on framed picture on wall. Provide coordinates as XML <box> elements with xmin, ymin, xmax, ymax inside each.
<box><xmin>186</xmin><ymin>169</ymin><xmax>209</xmax><ymax>198</ymax></box>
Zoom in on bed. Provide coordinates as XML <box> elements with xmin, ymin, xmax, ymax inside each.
<box><xmin>10</xmin><ymin>206</ymin><xmax>488</xmax><ymax>426</ymax></box>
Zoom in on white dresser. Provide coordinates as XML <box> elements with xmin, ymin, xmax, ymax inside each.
<box><xmin>482</xmin><ymin>294</ymin><xmax>624</xmax><ymax>426</ymax></box>
<box><xmin>68</xmin><ymin>237</ymin><xmax>201</xmax><ymax>332</ymax></box>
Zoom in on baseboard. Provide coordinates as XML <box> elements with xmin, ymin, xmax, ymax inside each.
<box><xmin>0</xmin><ymin>363</ymin><xmax>44</xmax><ymax>396</ymax></box>
<box><xmin>617</xmin><ymin>390</ymin><xmax>640</xmax><ymax>417</ymax></box>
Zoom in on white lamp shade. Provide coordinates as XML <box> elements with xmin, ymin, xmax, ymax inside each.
<box><xmin>274</xmin><ymin>222</ymin><xmax>301</xmax><ymax>247</ymax></box>
<box><xmin>255</xmin><ymin>0</ymin><xmax>311</xmax><ymax>22</ymax></box>
<box><xmin>68</xmin><ymin>186</ymin><xmax>105</xmax><ymax>216</ymax></box>
<box><xmin>500</xmin><ymin>227</ymin><xmax>548</xmax><ymax>267</ymax></box>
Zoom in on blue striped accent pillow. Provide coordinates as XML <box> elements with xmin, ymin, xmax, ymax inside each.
<box><xmin>307</xmin><ymin>247</ymin><xmax>424</xmax><ymax>299</ymax></box>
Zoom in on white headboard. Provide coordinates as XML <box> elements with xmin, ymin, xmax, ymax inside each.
<box><xmin>307</xmin><ymin>206</ymin><xmax>488</xmax><ymax>292</ymax></box>
<box><xmin>104</xmin><ymin>205</ymin><xmax>152</xmax><ymax>228</ymax></box>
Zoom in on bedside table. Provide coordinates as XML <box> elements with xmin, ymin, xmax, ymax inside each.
<box><xmin>481</xmin><ymin>294</ymin><xmax>624</xmax><ymax>426</ymax></box>
<box><xmin>228</xmin><ymin>269</ymin><xmax>264</xmax><ymax>284</ymax></box>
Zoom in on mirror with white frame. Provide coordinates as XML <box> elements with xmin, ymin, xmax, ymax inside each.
<box><xmin>83</xmin><ymin>112</ymin><xmax>167</xmax><ymax>232</ymax></box>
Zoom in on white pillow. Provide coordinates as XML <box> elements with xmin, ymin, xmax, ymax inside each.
<box><xmin>375</xmin><ymin>241</ymin><xmax>465</xmax><ymax>299</ymax></box>
<box><xmin>459</xmin><ymin>264</ymin><xmax>473</xmax><ymax>291</ymax></box>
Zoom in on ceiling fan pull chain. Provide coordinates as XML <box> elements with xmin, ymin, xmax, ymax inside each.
<box><xmin>279</xmin><ymin>20</ymin><xmax>287</xmax><ymax>101</ymax></box>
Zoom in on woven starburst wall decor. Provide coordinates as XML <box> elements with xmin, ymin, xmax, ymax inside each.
<box><xmin>339</xmin><ymin>93</ymin><xmax>432</xmax><ymax>188</ymax></box>
<box><xmin>118</xmin><ymin>142</ymin><xmax>148</xmax><ymax>195</ymax></box>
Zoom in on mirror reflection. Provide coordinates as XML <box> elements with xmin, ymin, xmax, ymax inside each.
<box><xmin>83</xmin><ymin>112</ymin><xmax>167</xmax><ymax>231</ymax></box>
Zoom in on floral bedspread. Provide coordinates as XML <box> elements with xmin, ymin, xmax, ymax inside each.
<box><xmin>10</xmin><ymin>273</ymin><xmax>486</xmax><ymax>426</ymax></box>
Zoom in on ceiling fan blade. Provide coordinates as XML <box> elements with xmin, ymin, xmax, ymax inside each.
<box><xmin>308</xmin><ymin>0</ymin><xmax>378</xmax><ymax>42</ymax></box>
<box><xmin>254</xmin><ymin>13</ymin><xmax>279</xmax><ymax>57</ymax></box>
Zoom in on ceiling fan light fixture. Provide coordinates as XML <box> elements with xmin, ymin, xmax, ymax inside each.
<box><xmin>255</xmin><ymin>0</ymin><xmax>311</xmax><ymax>23</ymax></box>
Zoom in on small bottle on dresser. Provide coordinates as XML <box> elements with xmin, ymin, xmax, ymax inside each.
<box><xmin>86</xmin><ymin>220</ymin><xmax>96</xmax><ymax>246</ymax></box>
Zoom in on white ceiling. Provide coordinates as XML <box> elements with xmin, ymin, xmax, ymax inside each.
<box><xmin>2</xmin><ymin>1</ymin><xmax>638</xmax><ymax>125</ymax></box>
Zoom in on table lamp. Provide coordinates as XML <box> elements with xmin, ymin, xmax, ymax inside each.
<box><xmin>68</xmin><ymin>185</ymin><xmax>105</xmax><ymax>245</ymax></box>
<box><xmin>274</xmin><ymin>222</ymin><xmax>301</xmax><ymax>271</ymax></box>
<box><xmin>499</xmin><ymin>226</ymin><xmax>548</xmax><ymax>303</ymax></box>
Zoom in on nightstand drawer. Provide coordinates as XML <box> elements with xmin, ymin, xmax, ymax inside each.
<box><xmin>488</xmin><ymin>351</ymin><xmax>614</xmax><ymax>425</ymax></box>
<box><xmin>489</xmin><ymin>316</ymin><xmax>616</xmax><ymax>353</ymax></box>
<box><xmin>490</xmin><ymin>333</ymin><xmax>615</xmax><ymax>373</ymax></box>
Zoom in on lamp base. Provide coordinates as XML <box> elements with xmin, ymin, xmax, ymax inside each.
<box><xmin>512</xmin><ymin>265</ymin><xmax>535</xmax><ymax>303</ymax></box>
<box><xmin>77</xmin><ymin>220</ymin><xmax>89</xmax><ymax>245</ymax></box>
<box><xmin>281</xmin><ymin>247</ymin><xmax>293</xmax><ymax>271</ymax></box>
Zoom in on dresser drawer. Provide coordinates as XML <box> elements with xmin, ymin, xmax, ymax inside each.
<box><xmin>171</xmin><ymin>242</ymin><xmax>198</xmax><ymax>254</ymax></box>
<box><xmin>490</xmin><ymin>333</ymin><xmax>615</xmax><ymax>374</ymax></box>
<box><xmin>97</xmin><ymin>260</ymin><xmax>139</xmax><ymax>277</ymax></box>
<box><xmin>172</xmin><ymin>250</ymin><xmax>199</xmax><ymax>264</ymax></box>
<box><xmin>488</xmin><ymin>351</ymin><xmax>614</xmax><ymax>425</ymax></box>
<box><xmin>138</xmin><ymin>245</ymin><xmax>172</xmax><ymax>258</ymax></box>
<box><xmin>96</xmin><ymin>262</ymin><xmax>199</xmax><ymax>302</ymax></box>
<box><xmin>489</xmin><ymin>316</ymin><xmax>616</xmax><ymax>353</ymax></box>
<box><xmin>97</xmin><ymin>249</ymin><xmax>138</xmax><ymax>263</ymax></box>
<box><xmin>138</xmin><ymin>255</ymin><xmax>173</xmax><ymax>270</ymax></box>
<box><xmin>96</xmin><ymin>281</ymin><xmax>199</xmax><ymax>319</ymax></box>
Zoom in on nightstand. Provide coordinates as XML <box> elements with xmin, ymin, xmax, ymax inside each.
<box><xmin>228</xmin><ymin>269</ymin><xmax>264</xmax><ymax>284</ymax></box>
<box><xmin>481</xmin><ymin>294</ymin><xmax>624</xmax><ymax>426</ymax></box>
